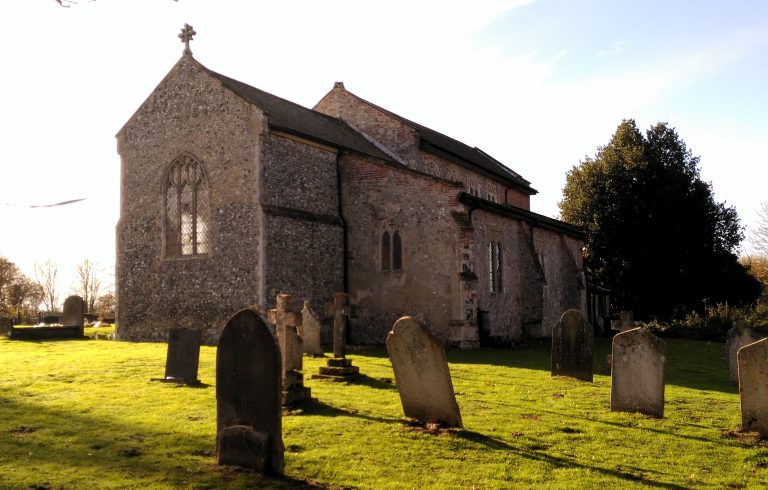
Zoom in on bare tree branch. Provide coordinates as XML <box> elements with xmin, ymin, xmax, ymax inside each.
<box><xmin>35</xmin><ymin>259</ymin><xmax>60</xmax><ymax>313</ymax></box>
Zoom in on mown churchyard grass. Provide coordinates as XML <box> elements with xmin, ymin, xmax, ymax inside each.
<box><xmin>0</xmin><ymin>336</ymin><xmax>765</xmax><ymax>489</ymax></box>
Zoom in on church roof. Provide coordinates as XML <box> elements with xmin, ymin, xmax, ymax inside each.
<box><xmin>202</xmin><ymin>66</ymin><xmax>396</xmax><ymax>163</ymax></box>
<box><xmin>328</xmin><ymin>85</ymin><xmax>536</xmax><ymax>194</ymax></box>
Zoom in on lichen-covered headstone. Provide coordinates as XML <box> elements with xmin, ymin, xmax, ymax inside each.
<box><xmin>301</xmin><ymin>301</ymin><xmax>324</xmax><ymax>357</ymax></box>
<box><xmin>738</xmin><ymin>338</ymin><xmax>768</xmax><ymax>437</ymax></box>
<box><xmin>386</xmin><ymin>316</ymin><xmax>462</xmax><ymax>428</ymax></box>
<box><xmin>61</xmin><ymin>295</ymin><xmax>85</xmax><ymax>327</ymax></box>
<box><xmin>216</xmin><ymin>308</ymin><xmax>283</xmax><ymax>474</ymax></box>
<box><xmin>163</xmin><ymin>328</ymin><xmax>201</xmax><ymax>384</ymax></box>
<box><xmin>611</xmin><ymin>327</ymin><xmax>666</xmax><ymax>417</ymax></box>
<box><xmin>551</xmin><ymin>309</ymin><xmax>594</xmax><ymax>382</ymax></box>
<box><xmin>727</xmin><ymin>321</ymin><xmax>764</xmax><ymax>384</ymax></box>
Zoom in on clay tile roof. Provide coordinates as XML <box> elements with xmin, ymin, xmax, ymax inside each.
<box><xmin>202</xmin><ymin>67</ymin><xmax>395</xmax><ymax>163</ymax></box>
<box><xmin>338</xmin><ymin>88</ymin><xmax>536</xmax><ymax>194</ymax></box>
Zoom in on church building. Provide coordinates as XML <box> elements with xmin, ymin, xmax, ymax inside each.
<box><xmin>115</xmin><ymin>27</ymin><xmax>587</xmax><ymax>347</ymax></box>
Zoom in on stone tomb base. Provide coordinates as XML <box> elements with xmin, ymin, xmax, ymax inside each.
<box><xmin>283</xmin><ymin>371</ymin><xmax>312</xmax><ymax>406</ymax></box>
<box><xmin>9</xmin><ymin>326</ymin><xmax>85</xmax><ymax>340</ymax></box>
<box><xmin>313</xmin><ymin>358</ymin><xmax>360</xmax><ymax>380</ymax></box>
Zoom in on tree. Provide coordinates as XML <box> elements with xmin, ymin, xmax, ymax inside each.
<box><xmin>560</xmin><ymin>119</ymin><xmax>760</xmax><ymax>319</ymax></box>
<box><xmin>751</xmin><ymin>203</ymin><xmax>768</xmax><ymax>257</ymax></box>
<box><xmin>94</xmin><ymin>290</ymin><xmax>115</xmax><ymax>320</ymax></box>
<box><xmin>35</xmin><ymin>259</ymin><xmax>60</xmax><ymax>313</ymax></box>
<box><xmin>73</xmin><ymin>259</ymin><xmax>102</xmax><ymax>313</ymax></box>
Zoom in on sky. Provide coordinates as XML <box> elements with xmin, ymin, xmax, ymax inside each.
<box><xmin>1</xmin><ymin>0</ymin><xmax>767</xmax><ymax>300</ymax></box>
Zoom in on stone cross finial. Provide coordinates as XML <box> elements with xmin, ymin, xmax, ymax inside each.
<box><xmin>179</xmin><ymin>23</ymin><xmax>196</xmax><ymax>55</ymax></box>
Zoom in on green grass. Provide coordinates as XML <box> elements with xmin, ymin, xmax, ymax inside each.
<box><xmin>0</xmin><ymin>336</ymin><xmax>765</xmax><ymax>489</ymax></box>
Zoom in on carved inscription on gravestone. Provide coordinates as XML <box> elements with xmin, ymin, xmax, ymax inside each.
<box><xmin>727</xmin><ymin>321</ymin><xmax>764</xmax><ymax>384</ymax></box>
<box><xmin>551</xmin><ymin>309</ymin><xmax>594</xmax><ymax>382</ymax></box>
<box><xmin>164</xmin><ymin>328</ymin><xmax>201</xmax><ymax>384</ymax></box>
<box><xmin>738</xmin><ymin>338</ymin><xmax>768</xmax><ymax>438</ymax></box>
<box><xmin>216</xmin><ymin>308</ymin><xmax>284</xmax><ymax>474</ymax></box>
<box><xmin>611</xmin><ymin>327</ymin><xmax>666</xmax><ymax>418</ymax></box>
<box><xmin>61</xmin><ymin>295</ymin><xmax>85</xmax><ymax>327</ymax></box>
<box><xmin>386</xmin><ymin>316</ymin><xmax>462</xmax><ymax>428</ymax></box>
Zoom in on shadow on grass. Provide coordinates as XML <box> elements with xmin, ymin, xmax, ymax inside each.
<box><xmin>288</xmin><ymin>398</ymin><xmax>400</xmax><ymax>424</ymax></box>
<box><xmin>452</xmin><ymin>429</ymin><xmax>689</xmax><ymax>489</ymax></box>
<box><xmin>0</xmin><ymin>393</ymin><xmax>323</xmax><ymax>490</ymax></box>
<box><xmin>492</xmin><ymin>399</ymin><xmax>719</xmax><ymax>444</ymax></box>
<box><xmin>346</xmin><ymin>374</ymin><xmax>396</xmax><ymax>390</ymax></box>
<box><xmin>443</xmin><ymin>337</ymin><xmax>737</xmax><ymax>394</ymax></box>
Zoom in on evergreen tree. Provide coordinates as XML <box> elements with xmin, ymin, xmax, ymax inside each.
<box><xmin>560</xmin><ymin>120</ymin><xmax>760</xmax><ymax>319</ymax></box>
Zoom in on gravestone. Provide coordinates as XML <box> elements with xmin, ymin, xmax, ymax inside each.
<box><xmin>315</xmin><ymin>292</ymin><xmax>360</xmax><ymax>379</ymax></box>
<box><xmin>155</xmin><ymin>328</ymin><xmax>201</xmax><ymax>385</ymax></box>
<box><xmin>737</xmin><ymin>338</ymin><xmax>768</xmax><ymax>437</ymax></box>
<box><xmin>726</xmin><ymin>321</ymin><xmax>764</xmax><ymax>384</ymax></box>
<box><xmin>0</xmin><ymin>316</ymin><xmax>12</xmax><ymax>337</ymax></box>
<box><xmin>551</xmin><ymin>309</ymin><xmax>594</xmax><ymax>382</ymax></box>
<box><xmin>326</xmin><ymin>292</ymin><xmax>349</xmax><ymax>358</ymax></box>
<box><xmin>61</xmin><ymin>295</ymin><xmax>85</xmax><ymax>327</ymax></box>
<box><xmin>301</xmin><ymin>301</ymin><xmax>324</xmax><ymax>357</ymax></box>
<box><xmin>216</xmin><ymin>308</ymin><xmax>284</xmax><ymax>474</ymax></box>
<box><xmin>610</xmin><ymin>327</ymin><xmax>666</xmax><ymax>417</ymax></box>
<box><xmin>386</xmin><ymin>316</ymin><xmax>462</xmax><ymax>428</ymax></box>
<box><xmin>267</xmin><ymin>294</ymin><xmax>311</xmax><ymax>405</ymax></box>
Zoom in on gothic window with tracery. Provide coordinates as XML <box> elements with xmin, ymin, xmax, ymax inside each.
<box><xmin>381</xmin><ymin>228</ymin><xmax>403</xmax><ymax>271</ymax></box>
<box><xmin>164</xmin><ymin>154</ymin><xmax>210</xmax><ymax>258</ymax></box>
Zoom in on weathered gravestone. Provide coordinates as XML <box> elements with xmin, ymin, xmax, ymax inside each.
<box><xmin>301</xmin><ymin>301</ymin><xmax>324</xmax><ymax>357</ymax></box>
<box><xmin>267</xmin><ymin>294</ymin><xmax>311</xmax><ymax>405</ymax></box>
<box><xmin>154</xmin><ymin>328</ymin><xmax>201</xmax><ymax>385</ymax></box>
<box><xmin>611</xmin><ymin>327</ymin><xmax>666</xmax><ymax>417</ymax></box>
<box><xmin>315</xmin><ymin>293</ymin><xmax>360</xmax><ymax>379</ymax></box>
<box><xmin>738</xmin><ymin>338</ymin><xmax>768</xmax><ymax>438</ymax></box>
<box><xmin>216</xmin><ymin>308</ymin><xmax>284</xmax><ymax>474</ymax></box>
<box><xmin>386</xmin><ymin>316</ymin><xmax>462</xmax><ymax>428</ymax></box>
<box><xmin>610</xmin><ymin>310</ymin><xmax>641</xmax><ymax>332</ymax></box>
<box><xmin>551</xmin><ymin>309</ymin><xmax>594</xmax><ymax>382</ymax></box>
<box><xmin>61</xmin><ymin>295</ymin><xmax>85</xmax><ymax>327</ymax></box>
<box><xmin>727</xmin><ymin>321</ymin><xmax>764</xmax><ymax>384</ymax></box>
<box><xmin>0</xmin><ymin>316</ymin><xmax>12</xmax><ymax>337</ymax></box>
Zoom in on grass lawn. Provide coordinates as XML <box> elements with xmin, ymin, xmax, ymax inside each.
<box><xmin>0</xmin><ymin>335</ymin><xmax>765</xmax><ymax>489</ymax></box>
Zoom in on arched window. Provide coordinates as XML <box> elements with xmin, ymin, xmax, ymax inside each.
<box><xmin>164</xmin><ymin>154</ymin><xmax>210</xmax><ymax>258</ymax></box>
<box><xmin>489</xmin><ymin>240</ymin><xmax>503</xmax><ymax>293</ymax></box>
<box><xmin>381</xmin><ymin>229</ymin><xmax>403</xmax><ymax>271</ymax></box>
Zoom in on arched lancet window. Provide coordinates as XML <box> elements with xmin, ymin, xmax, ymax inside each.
<box><xmin>164</xmin><ymin>154</ymin><xmax>210</xmax><ymax>257</ymax></box>
<box><xmin>381</xmin><ymin>228</ymin><xmax>403</xmax><ymax>271</ymax></box>
<box><xmin>489</xmin><ymin>240</ymin><xmax>503</xmax><ymax>293</ymax></box>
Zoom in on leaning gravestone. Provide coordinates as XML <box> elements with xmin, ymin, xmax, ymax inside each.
<box><xmin>61</xmin><ymin>295</ymin><xmax>85</xmax><ymax>327</ymax></box>
<box><xmin>301</xmin><ymin>301</ymin><xmax>324</xmax><ymax>357</ymax></box>
<box><xmin>159</xmin><ymin>328</ymin><xmax>201</xmax><ymax>385</ymax></box>
<box><xmin>216</xmin><ymin>308</ymin><xmax>284</xmax><ymax>474</ymax></box>
<box><xmin>551</xmin><ymin>309</ymin><xmax>594</xmax><ymax>382</ymax></box>
<box><xmin>611</xmin><ymin>327</ymin><xmax>666</xmax><ymax>417</ymax></box>
<box><xmin>726</xmin><ymin>321</ymin><xmax>764</xmax><ymax>384</ymax></box>
<box><xmin>386</xmin><ymin>316</ymin><xmax>462</xmax><ymax>428</ymax></box>
<box><xmin>738</xmin><ymin>338</ymin><xmax>768</xmax><ymax>438</ymax></box>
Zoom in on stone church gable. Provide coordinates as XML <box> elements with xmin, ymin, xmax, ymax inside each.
<box><xmin>116</xmin><ymin>37</ymin><xmax>587</xmax><ymax>346</ymax></box>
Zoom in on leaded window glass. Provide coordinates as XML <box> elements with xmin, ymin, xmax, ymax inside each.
<box><xmin>163</xmin><ymin>154</ymin><xmax>210</xmax><ymax>258</ymax></box>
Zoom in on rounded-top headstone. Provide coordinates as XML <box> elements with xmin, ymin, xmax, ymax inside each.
<box><xmin>610</xmin><ymin>327</ymin><xmax>666</xmax><ymax>418</ymax></box>
<box><xmin>216</xmin><ymin>308</ymin><xmax>284</xmax><ymax>474</ymax></box>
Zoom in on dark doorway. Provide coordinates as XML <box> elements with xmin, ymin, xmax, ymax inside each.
<box><xmin>477</xmin><ymin>309</ymin><xmax>491</xmax><ymax>346</ymax></box>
